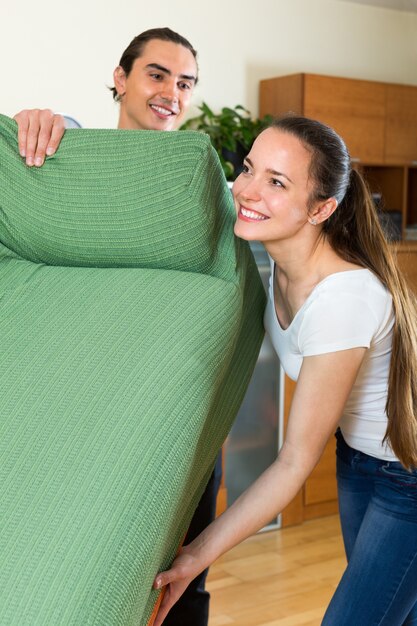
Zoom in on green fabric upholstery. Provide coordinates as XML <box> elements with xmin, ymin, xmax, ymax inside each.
<box><xmin>0</xmin><ymin>114</ymin><xmax>265</xmax><ymax>625</ymax></box>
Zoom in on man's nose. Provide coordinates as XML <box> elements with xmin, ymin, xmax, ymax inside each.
<box><xmin>159</xmin><ymin>80</ymin><xmax>178</xmax><ymax>102</ymax></box>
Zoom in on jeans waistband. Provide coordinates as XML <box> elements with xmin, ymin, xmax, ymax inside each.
<box><xmin>335</xmin><ymin>428</ymin><xmax>417</xmax><ymax>477</ymax></box>
<box><xmin>335</xmin><ymin>428</ymin><xmax>381</xmax><ymax>467</ymax></box>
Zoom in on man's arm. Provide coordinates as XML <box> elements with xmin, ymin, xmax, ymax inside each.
<box><xmin>13</xmin><ymin>109</ymin><xmax>65</xmax><ymax>166</ymax></box>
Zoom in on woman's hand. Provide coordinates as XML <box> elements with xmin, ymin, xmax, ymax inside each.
<box><xmin>152</xmin><ymin>547</ymin><xmax>206</xmax><ymax>626</ymax></box>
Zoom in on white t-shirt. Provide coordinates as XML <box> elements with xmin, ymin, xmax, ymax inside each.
<box><xmin>264</xmin><ymin>261</ymin><xmax>397</xmax><ymax>461</ymax></box>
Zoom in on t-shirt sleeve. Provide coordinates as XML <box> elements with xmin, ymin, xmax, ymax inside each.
<box><xmin>298</xmin><ymin>291</ymin><xmax>379</xmax><ymax>357</ymax></box>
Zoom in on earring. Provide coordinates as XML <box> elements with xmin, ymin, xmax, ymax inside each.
<box><xmin>309</xmin><ymin>218</ymin><xmax>318</xmax><ymax>225</ymax></box>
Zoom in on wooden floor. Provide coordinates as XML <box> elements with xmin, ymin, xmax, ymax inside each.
<box><xmin>206</xmin><ymin>515</ymin><xmax>346</xmax><ymax>626</ymax></box>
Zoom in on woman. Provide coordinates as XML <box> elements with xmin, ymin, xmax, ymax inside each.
<box><xmin>153</xmin><ymin>115</ymin><xmax>417</xmax><ymax>625</ymax></box>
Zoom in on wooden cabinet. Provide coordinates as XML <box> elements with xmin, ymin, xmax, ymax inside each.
<box><xmin>259</xmin><ymin>73</ymin><xmax>417</xmax><ymax>526</ymax></box>
<box><xmin>408</xmin><ymin>167</ymin><xmax>417</xmax><ymax>226</ymax></box>
<box><xmin>385</xmin><ymin>85</ymin><xmax>417</xmax><ymax>163</ymax></box>
<box><xmin>394</xmin><ymin>242</ymin><xmax>417</xmax><ymax>291</ymax></box>
<box><xmin>260</xmin><ymin>73</ymin><xmax>386</xmax><ymax>163</ymax></box>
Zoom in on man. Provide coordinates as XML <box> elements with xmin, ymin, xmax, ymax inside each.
<box><xmin>14</xmin><ymin>27</ymin><xmax>222</xmax><ymax>626</ymax></box>
<box><xmin>15</xmin><ymin>27</ymin><xmax>198</xmax><ymax>165</ymax></box>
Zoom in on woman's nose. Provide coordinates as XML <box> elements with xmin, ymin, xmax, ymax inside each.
<box><xmin>239</xmin><ymin>179</ymin><xmax>262</xmax><ymax>202</ymax></box>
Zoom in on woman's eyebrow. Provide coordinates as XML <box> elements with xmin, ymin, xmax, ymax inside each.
<box><xmin>267</xmin><ymin>168</ymin><xmax>293</xmax><ymax>184</ymax></box>
<box><xmin>245</xmin><ymin>157</ymin><xmax>293</xmax><ymax>183</ymax></box>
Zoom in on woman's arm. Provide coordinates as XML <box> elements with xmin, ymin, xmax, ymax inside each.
<box><xmin>152</xmin><ymin>346</ymin><xmax>366</xmax><ymax>626</ymax></box>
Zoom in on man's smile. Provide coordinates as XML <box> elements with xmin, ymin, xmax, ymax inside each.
<box><xmin>150</xmin><ymin>104</ymin><xmax>177</xmax><ymax>118</ymax></box>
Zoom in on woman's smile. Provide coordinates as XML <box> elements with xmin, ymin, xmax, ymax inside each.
<box><xmin>238</xmin><ymin>206</ymin><xmax>269</xmax><ymax>222</ymax></box>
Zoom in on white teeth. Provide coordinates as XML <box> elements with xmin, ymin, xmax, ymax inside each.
<box><xmin>241</xmin><ymin>208</ymin><xmax>268</xmax><ymax>221</ymax></box>
<box><xmin>151</xmin><ymin>105</ymin><xmax>174</xmax><ymax>115</ymax></box>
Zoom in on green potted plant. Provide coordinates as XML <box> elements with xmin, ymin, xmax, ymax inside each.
<box><xmin>180</xmin><ymin>102</ymin><xmax>274</xmax><ymax>180</ymax></box>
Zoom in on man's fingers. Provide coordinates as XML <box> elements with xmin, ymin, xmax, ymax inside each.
<box><xmin>45</xmin><ymin>114</ymin><xmax>65</xmax><ymax>157</ymax></box>
<box><xmin>33</xmin><ymin>112</ymin><xmax>65</xmax><ymax>166</ymax></box>
<box><xmin>13</xmin><ymin>110</ymin><xmax>30</xmax><ymax>158</ymax></box>
<box><xmin>13</xmin><ymin>109</ymin><xmax>64</xmax><ymax>167</ymax></box>
<box><xmin>29</xmin><ymin>109</ymin><xmax>55</xmax><ymax>166</ymax></box>
<box><xmin>26</xmin><ymin>109</ymin><xmax>51</xmax><ymax>166</ymax></box>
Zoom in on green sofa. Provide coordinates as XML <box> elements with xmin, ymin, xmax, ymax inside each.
<box><xmin>0</xmin><ymin>114</ymin><xmax>265</xmax><ymax>625</ymax></box>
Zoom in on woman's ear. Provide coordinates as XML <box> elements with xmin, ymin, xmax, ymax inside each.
<box><xmin>309</xmin><ymin>197</ymin><xmax>338</xmax><ymax>225</ymax></box>
<box><xmin>113</xmin><ymin>66</ymin><xmax>127</xmax><ymax>98</ymax></box>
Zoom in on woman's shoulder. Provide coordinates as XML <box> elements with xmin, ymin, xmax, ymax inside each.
<box><xmin>315</xmin><ymin>268</ymin><xmax>388</xmax><ymax>298</ymax></box>
<box><xmin>305</xmin><ymin>268</ymin><xmax>393</xmax><ymax>329</ymax></box>
<box><xmin>297</xmin><ymin>269</ymin><xmax>394</xmax><ymax>353</ymax></box>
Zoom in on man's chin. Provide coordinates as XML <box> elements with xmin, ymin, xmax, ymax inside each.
<box><xmin>147</xmin><ymin>110</ymin><xmax>180</xmax><ymax>132</ymax></box>
<box><xmin>157</xmin><ymin>117</ymin><xmax>181</xmax><ymax>132</ymax></box>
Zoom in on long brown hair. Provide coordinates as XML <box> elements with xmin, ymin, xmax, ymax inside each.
<box><xmin>271</xmin><ymin>115</ymin><xmax>417</xmax><ymax>469</ymax></box>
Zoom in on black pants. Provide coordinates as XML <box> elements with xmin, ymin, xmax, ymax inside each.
<box><xmin>162</xmin><ymin>453</ymin><xmax>223</xmax><ymax>626</ymax></box>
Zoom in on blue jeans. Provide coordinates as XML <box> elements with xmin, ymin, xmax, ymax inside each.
<box><xmin>322</xmin><ymin>430</ymin><xmax>417</xmax><ymax>626</ymax></box>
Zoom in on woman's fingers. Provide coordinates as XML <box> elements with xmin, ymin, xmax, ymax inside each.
<box><xmin>152</xmin><ymin>580</ymin><xmax>190</xmax><ymax>626</ymax></box>
<box><xmin>152</xmin><ymin>550</ymin><xmax>205</xmax><ymax>626</ymax></box>
<box><xmin>154</xmin><ymin>567</ymin><xmax>180</xmax><ymax>590</ymax></box>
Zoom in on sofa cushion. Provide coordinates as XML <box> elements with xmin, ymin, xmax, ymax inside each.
<box><xmin>0</xmin><ymin>114</ymin><xmax>265</xmax><ymax>625</ymax></box>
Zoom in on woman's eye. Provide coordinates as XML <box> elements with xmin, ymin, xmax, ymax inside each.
<box><xmin>242</xmin><ymin>164</ymin><xmax>250</xmax><ymax>174</ymax></box>
<box><xmin>271</xmin><ymin>178</ymin><xmax>284</xmax><ymax>188</ymax></box>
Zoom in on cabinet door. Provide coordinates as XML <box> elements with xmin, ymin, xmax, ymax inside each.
<box><xmin>385</xmin><ymin>85</ymin><xmax>417</xmax><ymax>163</ymax></box>
<box><xmin>395</xmin><ymin>243</ymin><xmax>417</xmax><ymax>291</ymax></box>
<box><xmin>303</xmin><ymin>74</ymin><xmax>386</xmax><ymax>164</ymax></box>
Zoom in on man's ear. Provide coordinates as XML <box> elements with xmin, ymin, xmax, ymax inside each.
<box><xmin>113</xmin><ymin>66</ymin><xmax>127</xmax><ymax>98</ymax></box>
<box><xmin>309</xmin><ymin>197</ymin><xmax>338</xmax><ymax>226</ymax></box>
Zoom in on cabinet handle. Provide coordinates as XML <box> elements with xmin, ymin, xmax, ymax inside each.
<box><xmin>351</xmin><ymin>157</ymin><xmax>361</xmax><ymax>163</ymax></box>
<box><xmin>411</xmin><ymin>161</ymin><xmax>417</xmax><ymax>166</ymax></box>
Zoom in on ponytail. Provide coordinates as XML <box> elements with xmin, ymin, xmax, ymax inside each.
<box><xmin>326</xmin><ymin>170</ymin><xmax>417</xmax><ymax>469</ymax></box>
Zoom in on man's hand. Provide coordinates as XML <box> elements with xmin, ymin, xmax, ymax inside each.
<box><xmin>13</xmin><ymin>109</ymin><xmax>65</xmax><ymax>167</ymax></box>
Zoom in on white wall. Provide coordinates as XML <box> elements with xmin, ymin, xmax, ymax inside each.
<box><xmin>2</xmin><ymin>0</ymin><xmax>417</xmax><ymax>128</ymax></box>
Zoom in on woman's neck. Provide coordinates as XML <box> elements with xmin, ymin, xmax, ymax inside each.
<box><xmin>264</xmin><ymin>236</ymin><xmax>362</xmax><ymax>325</ymax></box>
<box><xmin>264</xmin><ymin>235</ymin><xmax>335</xmax><ymax>287</ymax></box>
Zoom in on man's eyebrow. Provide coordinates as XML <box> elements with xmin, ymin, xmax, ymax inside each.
<box><xmin>245</xmin><ymin>157</ymin><xmax>293</xmax><ymax>184</ymax></box>
<box><xmin>145</xmin><ymin>63</ymin><xmax>197</xmax><ymax>83</ymax></box>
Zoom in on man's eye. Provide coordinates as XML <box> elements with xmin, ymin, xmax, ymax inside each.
<box><xmin>179</xmin><ymin>82</ymin><xmax>191</xmax><ymax>90</ymax></box>
<box><xmin>150</xmin><ymin>73</ymin><xmax>162</xmax><ymax>80</ymax></box>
